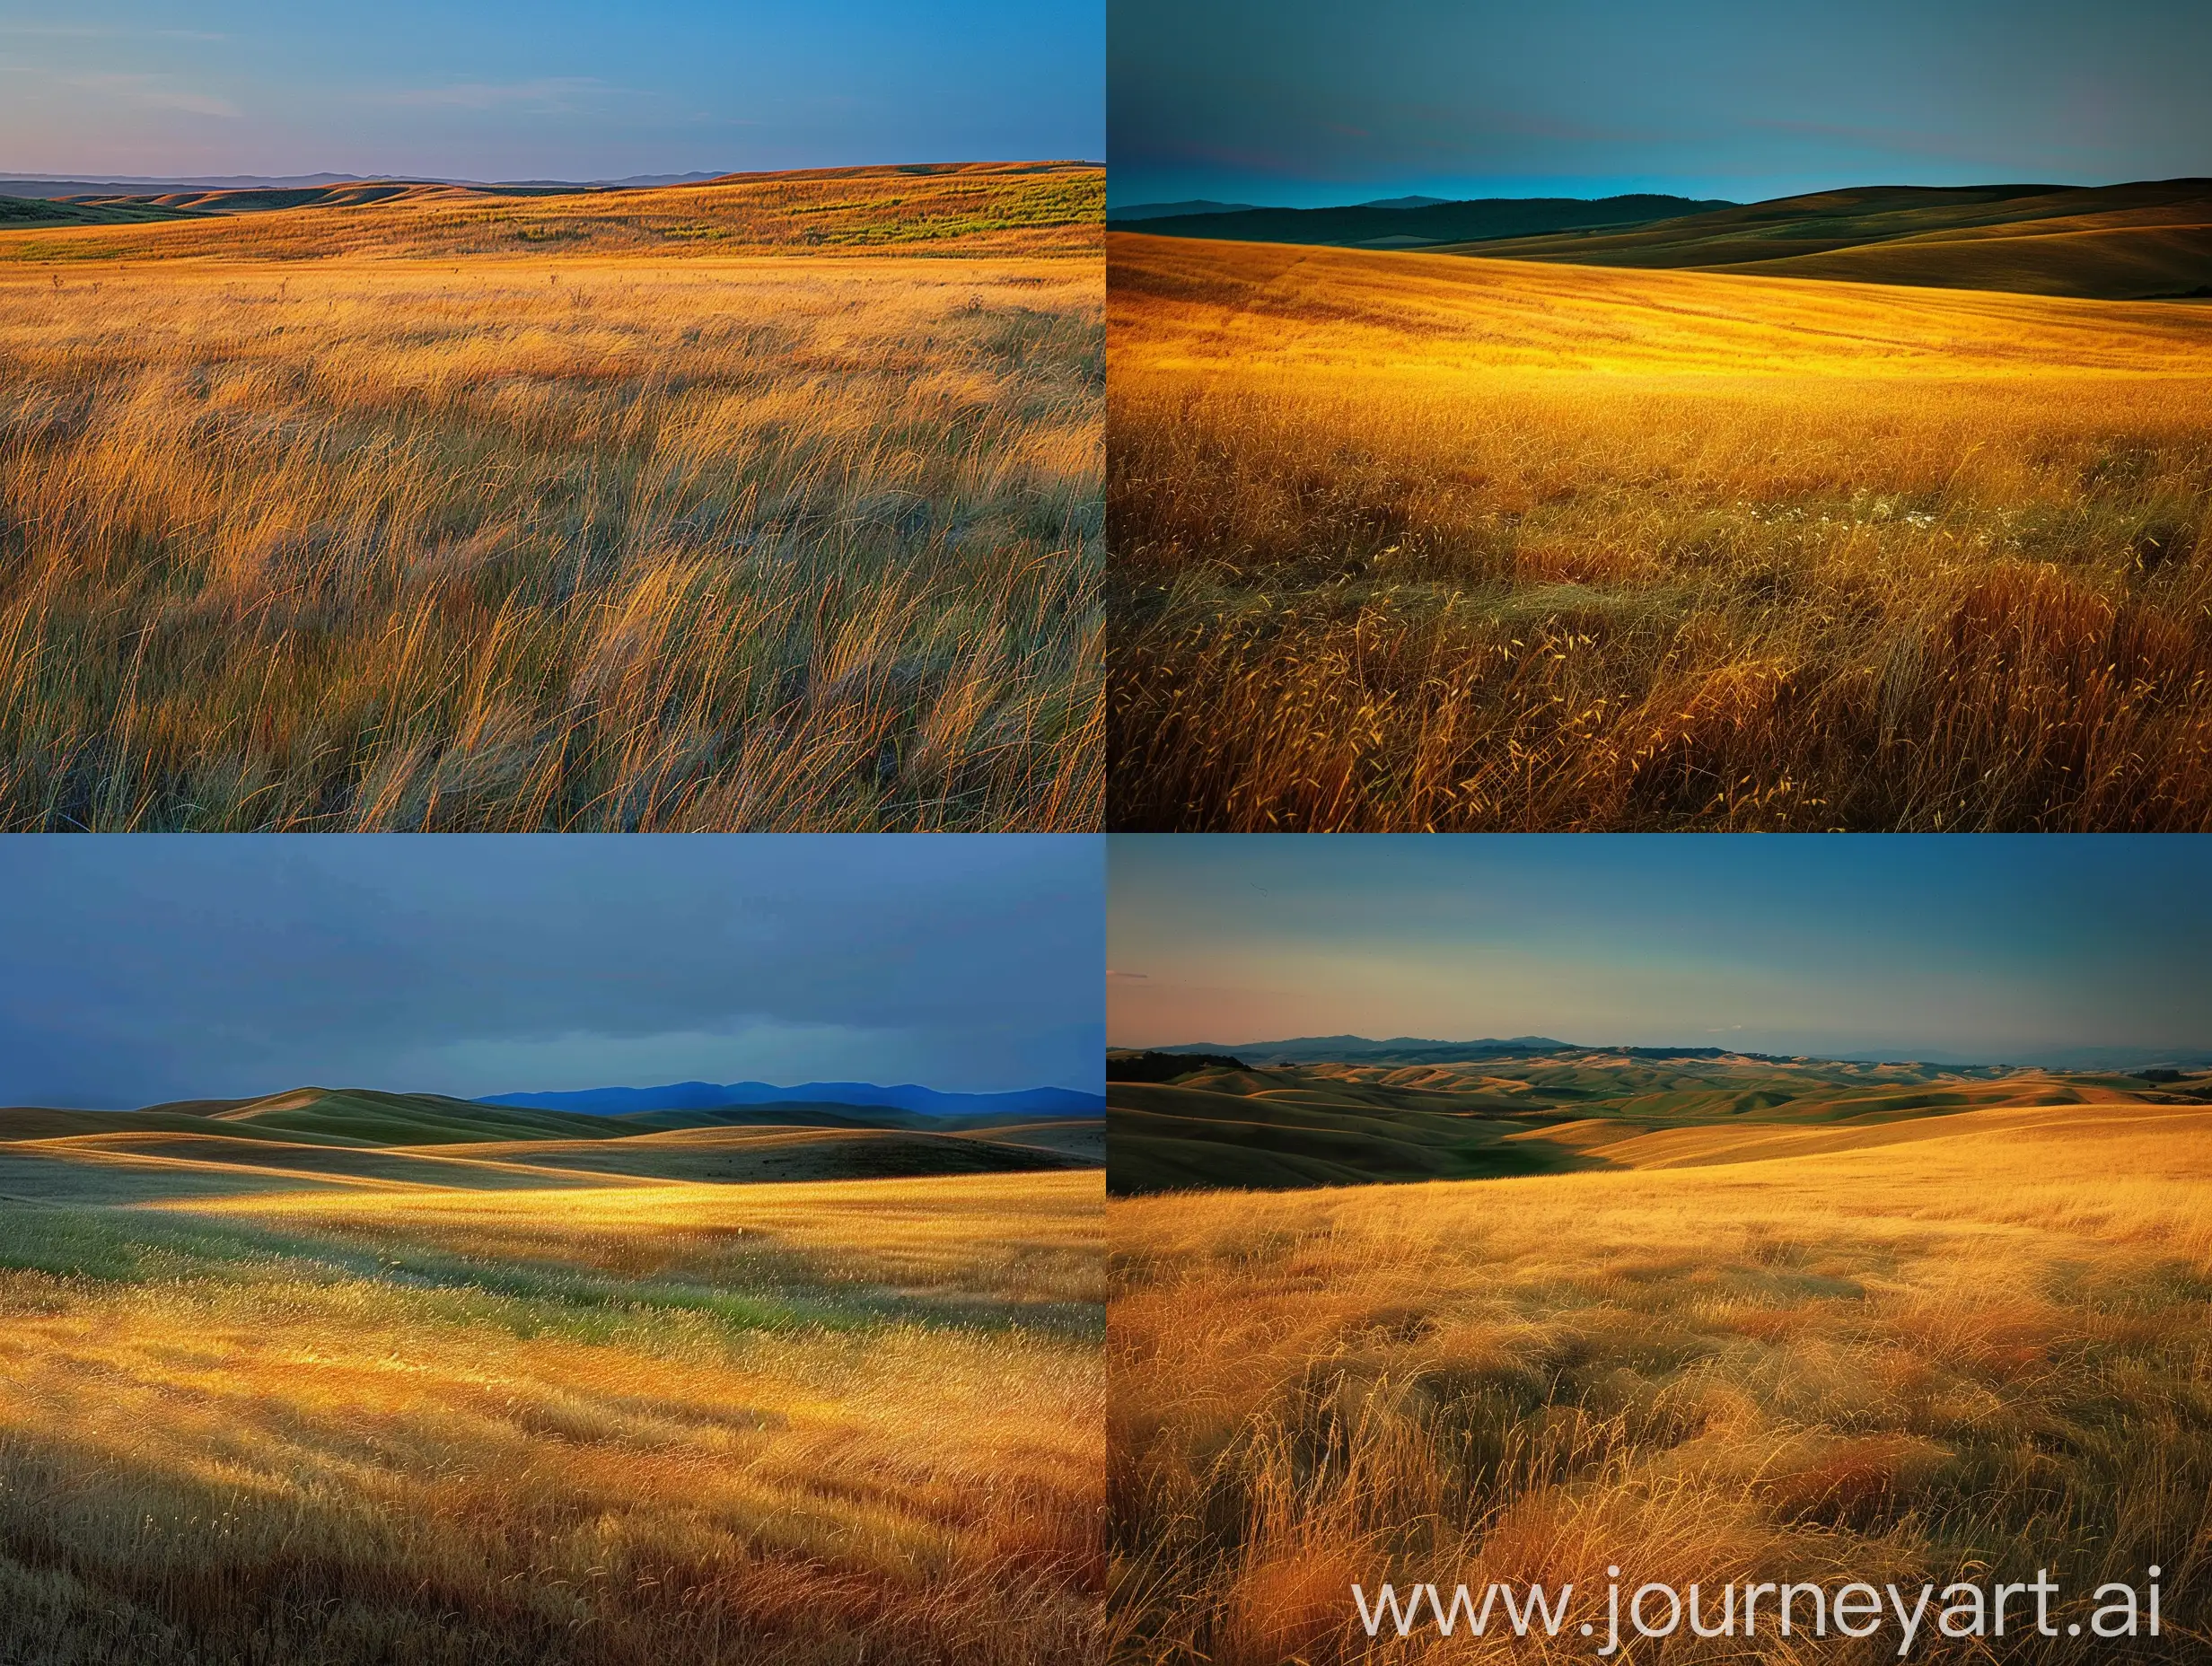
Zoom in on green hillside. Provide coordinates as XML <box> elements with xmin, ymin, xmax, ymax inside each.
<box><xmin>0</xmin><ymin>193</ymin><xmax>203</xmax><ymax>227</ymax></box>
<box><xmin>0</xmin><ymin>1087</ymin><xmax>1106</xmax><ymax>1198</ymax></box>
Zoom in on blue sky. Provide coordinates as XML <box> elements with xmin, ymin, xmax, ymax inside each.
<box><xmin>0</xmin><ymin>0</ymin><xmax>1101</xmax><ymax>180</ymax></box>
<box><xmin>1110</xmin><ymin>0</ymin><xmax>2212</xmax><ymax>207</ymax></box>
<box><xmin>0</xmin><ymin>836</ymin><xmax>1103</xmax><ymax>1109</ymax></box>
<box><xmin>1109</xmin><ymin>836</ymin><xmax>2212</xmax><ymax>1064</ymax></box>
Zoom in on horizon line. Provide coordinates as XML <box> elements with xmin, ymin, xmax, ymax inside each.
<box><xmin>13</xmin><ymin>1075</ymin><xmax>1108</xmax><ymax>1116</ymax></box>
<box><xmin>1104</xmin><ymin>171</ymin><xmax>2212</xmax><ymax>211</ymax></box>
<box><xmin>2</xmin><ymin>155</ymin><xmax>1105</xmax><ymax>186</ymax></box>
<box><xmin>1110</xmin><ymin>1034</ymin><xmax>2212</xmax><ymax>1069</ymax></box>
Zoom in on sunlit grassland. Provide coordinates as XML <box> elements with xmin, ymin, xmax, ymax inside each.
<box><xmin>1108</xmin><ymin>232</ymin><xmax>2212</xmax><ymax>830</ymax></box>
<box><xmin>0</xmin><ymin>1171</ymin><xmax>1104</xmax><ymax>1665</ymax></box>
<box><xmin>0</xmin><ymin>174</ymin><xmax>1102</xmax><ymax>831</ymax></box>
<box><xmin>1109</xmin><ymin>1102</ymin><xmax>2212</xmax><ymax>1663</ymax></box>
<box><xmin>0</xmin><ymin>163</ymin><xmax>1102</xmax><ymax>265</ymax></box>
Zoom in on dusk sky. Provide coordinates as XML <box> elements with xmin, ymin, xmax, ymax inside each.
<box><xmin>1110</xmin><ymin>0</ymin><xmax>2212</xmax><ymax>208</ymax></box>
<box><xmin>0</xmin><ymin>837</ymin><xmax>1102</xmax><ymax>1109</ymax></box>
<box><xmin>0</xmin><ymin>0</ymin><xmax>1101</xmax><ymax>181</ymax></box>
<box><xmin>1109</xmin><ymin>837</ymin><xmax>2212</xmax><ymax>1065</ymax></box>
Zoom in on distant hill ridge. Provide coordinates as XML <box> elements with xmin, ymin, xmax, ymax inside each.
<box><xmin>1107</xmin><ymin>199</ymin><xmax>1261</xmax><ymax>222</ymax></box>
<box><xmin>1142</xmin><ymin>1035</ymin><xmax>2212</xmax><ymax>1070</ymax></box>
<box><xmin>1111</xmin><ymin>177</ymin><xmax>2212</xmax><ymax>302</ymax></box>
<box><xmin>0</xmin><ymin>162</ymin><xmax>1104</xmax><ymax>254</ymax></box>
<box><xmin>0</xmin><ymin>1084</ymin><xmax>1104</xmax><ymax>1190</ymax></box>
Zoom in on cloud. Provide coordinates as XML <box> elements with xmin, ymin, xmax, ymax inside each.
<box><xmin>1107</xmin><ymin>969</ymin><xmax>1150</xmax><ymax>981</ymax></box>
<box><xmin>0</xmin><ymin>837</ymin><xmax>1102</xmax><ymax>1106</ymax></box>
<box><xmin>383</xmin><ymin>77</ymin><xmax>619</xmax><ymax>115</ymax></box>
<box><xmin>65</xmin><ymin>72</ymin><xmax>241</xmax><ymax>118</ymax></box>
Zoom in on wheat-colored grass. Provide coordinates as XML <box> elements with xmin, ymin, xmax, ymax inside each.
<box><xmin>0</xmin><ymin>1170</ymin><xmax>1104</xmax><ymax>1665</ymax></box>
<box><xmin>0</xmin><ymin>162</ymin><xmax>1102</xmax><ymax>264</ymax></box>
<box><xmin>1110</xmin><ymin>1102</ymin><xmax>2212</xmax><ymax>1662</ymax></box>
<box><xmin>0</xmin><ymin>171</ymin><xmax>1102</xmax><ymax>829</ymax></box>
<box><xmin>1109</xmin><ymin>232</ymin><xmax>2212</xmax><ymax>829</ymax></box>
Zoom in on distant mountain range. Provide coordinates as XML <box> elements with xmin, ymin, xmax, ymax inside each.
<box><xmin>1133</xmin><ymin>1035</ymin><xmax>2212</xmax><ymax>1071</ymax></box>
<box><xmin>478</xmin><ymin>1080</ymin><xmax>1105</xmax><ymax>1118</ymax></box>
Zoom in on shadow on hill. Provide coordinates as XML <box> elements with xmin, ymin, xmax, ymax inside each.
<box><xmin>0</xmin><ymin>1087</ymin><xmax>1102</xmax><ymax>1200</ymax></box>
<box><xmin>1107</xmin><ymin>1056</ymin><xmax>2176</xmax><ymax>1194</ymax></box>
<box><xmin>1445</xmin><ymin>178</ymin><xmax>2212</xmax><ymax>301</ymax></box>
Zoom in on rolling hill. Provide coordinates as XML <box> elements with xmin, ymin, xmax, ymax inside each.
<box><xmin>1107</xmin><ymin>1049</ymin><xmax>2212</xmax><ymax>1193</ymax></box>
<box><xmin>1448</xmin><ymin>177</ymin><xmax>2212</xmax><ymax>300</ymax></box>
<box><xmin>1113</xmin><ymin>1071</ymin><xmax>2212</xmax><ymax>1665</ymax></box>
<box><xmin>0</xmin><ymin>194</ymin><xmax>203</xmax><ymax>228</ymax></box>
<box><xmin>0</xmin><ymin>161</ymin><xmax>1102</xmax><ymax>262</ymax></box>
<box><xmin>0</xmin><ymin>1085</ymin><xmax>1104</xmax><ymax>1201</ymax></box>
<box><xmin>1106</xmin><ymin>191</ymin><xmax>1731</xmax><ymax>250</ymax></box>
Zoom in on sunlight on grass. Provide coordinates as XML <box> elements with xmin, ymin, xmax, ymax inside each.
<box><xmin>1109</xmin><ymin>233</ymin><xmax>2212</xmax><ymax>830</ymax></box>
<box><xmin>0</xmin><ymin>1171</ymin><xmax>1104</xmax><ymax>1664</ymax></box>
<box><xmin>1110</xmin><ymin>1105</ymin><xmax>2212</xmax><ymax>1663</ymax></box>
<box><xmin>0</xmin><ymin>178</ymin><xmax>1102</xmax><ymax>830</ymax></box>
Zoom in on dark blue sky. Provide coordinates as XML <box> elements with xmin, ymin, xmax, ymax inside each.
<box><xmin>0</xmin><ymin>1</ymin><xmax>1101</xmax><ymax>180</ymax></box>
<box><xmin>0</xmin><ymin>837</ymin><xmax>1103</xmax><ymax>1109</ymax></box>
<box><xmin>1110</xmin><ymin>0</ymin><xmax>2212</xmax><ymax>207</ymax></box>
<box><xmin>1109</xmin><ymin>837</ymin><xmax>2212</xmax><ymax>1065</ymax></box>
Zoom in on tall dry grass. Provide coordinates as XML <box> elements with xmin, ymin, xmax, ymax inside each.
<box><xmin>0</xmin><ymin>208</ymin><xmax>1101</xmax><ymax>829</ymax></box>
<box><xmin>1109</xmin><ymin>232</ymin><xmax>2212</xmax><ymax>829</ymax></box>
<box><xmin>1110</xmin><ymin>1101</ymin><xmax>2212</xmax><ymax>1662</ymax></box>
<box><xmin>0</xmin><ymin>1171</ymin><xmax>1104</xmax><ymax>1665</ymax></box>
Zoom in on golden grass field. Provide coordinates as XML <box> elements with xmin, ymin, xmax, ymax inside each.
<box><xmin>0</xmin><ymin>164</ymin><xmax>1102</xmax><ymax>829</ymax></box>
<box><xmin>1110</xmin><ymin>1089</ymin><xmax>2212</xmax><ymax>1662</ymax></box>
<box><xmin>1108</xmin><ymin>232</ymin><xmax>2212</xmax><ymax>829</ymax></box>
<box><xmin>0</xmin><ymin>1109</ymin><xmax>1104</xmax><ymax>1664</ymax></box>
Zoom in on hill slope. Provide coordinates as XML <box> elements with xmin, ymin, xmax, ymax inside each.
<box><xmin>1111</xmin><ymin>192</ymin><xmax>1731</xmax><ymax>250</ymax></box>
<box><xmin>0</xmin><ymin>1086</ymin><xmax>1103</xmax><ymax>1200</ymax></box>
<box><xmin>1108</xmin><ymin>1053</ymin><xmax>2209</xmax><ymax>1193</ymax></box>
<box><xmin>0</xmin><ymin>194</ymin><xmax>202</xmax><ymax>228</ymax></box>
<box><xmin>1450</xmin><ymin>178</ymin><xmax>2212</xmax><ymax>300</ymax></box>
<box><xmin>0</xmin><ymin>162</ymin><xmax>1102</xmax><ymax>263</ymax></box>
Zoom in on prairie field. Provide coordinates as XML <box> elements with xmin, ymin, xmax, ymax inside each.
<box><xmin>1110</xmin><ymin>1089</ymin><xmax>2212</xmax><ymax>1663</ymax></box>
<box><xmin>0</xmin><ymin>1096</ymin><xmax>1105</xmax><ymax>1665</ymax></box>
<box><xmin>1108</xmin><ymin>232</ymin><xmax>2212</xmax><ymax>829</ymax></box>
<box><xmin>0</xmin><ymin>164</ymin><xmax>1102</xmax><ymax>829</ymax></box>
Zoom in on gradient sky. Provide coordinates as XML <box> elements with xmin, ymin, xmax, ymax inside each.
<box><xmin>0</xmin><ymin>836</ymin><xmax>1103</xmax><ymax>1109</ymax></box>
<box><xmin>0</xmin><ymin>0</ymin><xmax>1101</xmax><ymax>181</ymax></box>
<box><xmin>1109</xmin><ymin>836</ymin><xmax>2212</xmax><ymax>1065</ymax></box>
<box><xmin>1110</xmin><ymin>0</ymin><xmax>2212</xmax><ymax>207</ymax></box>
